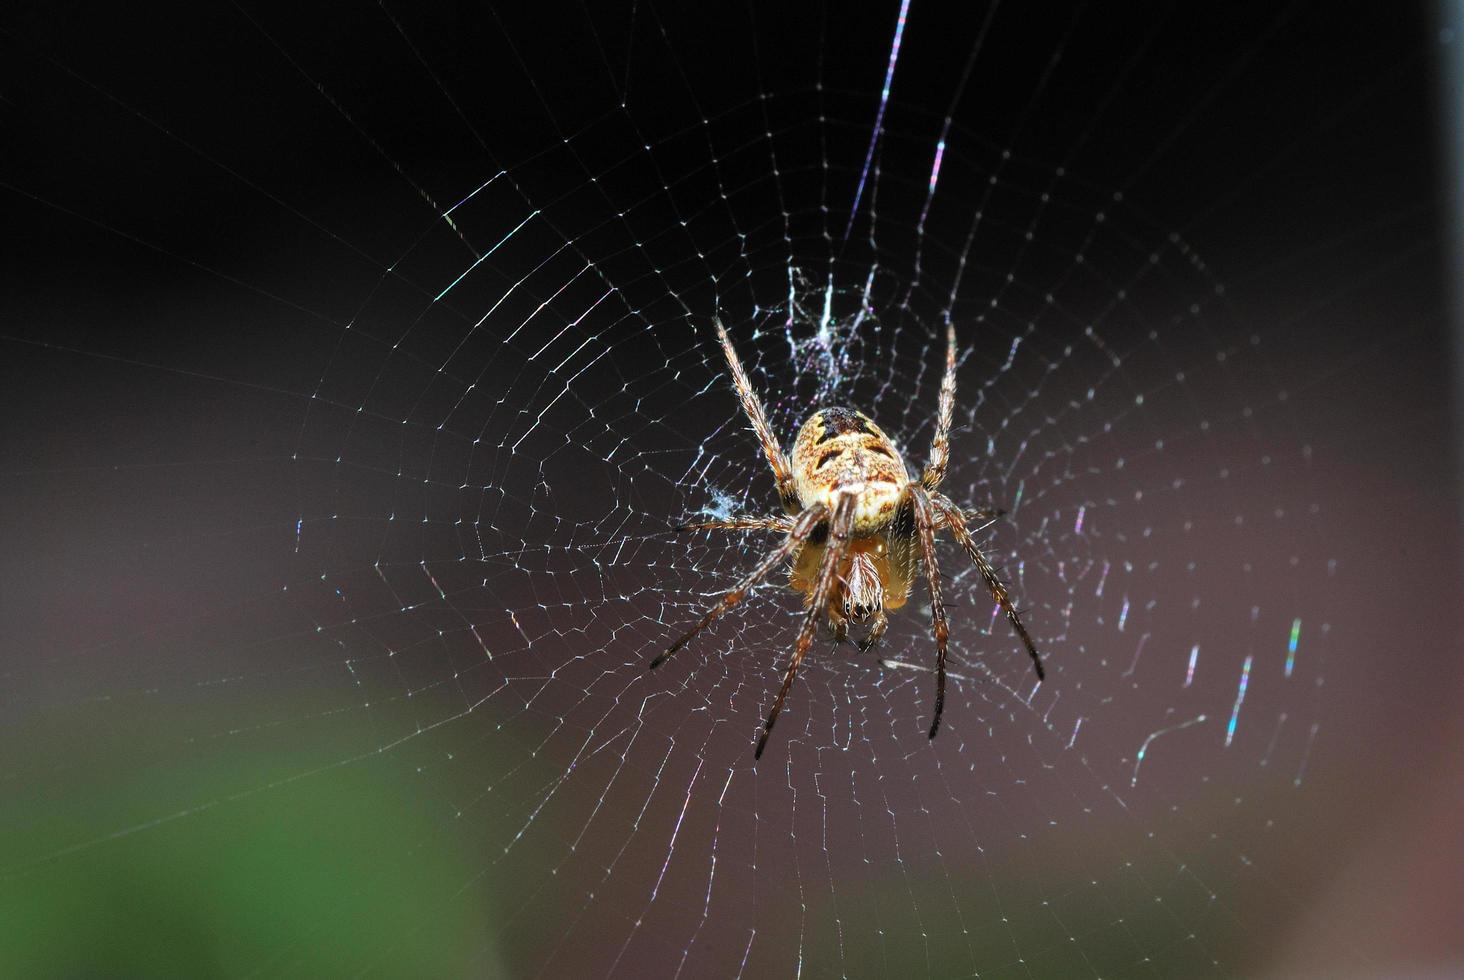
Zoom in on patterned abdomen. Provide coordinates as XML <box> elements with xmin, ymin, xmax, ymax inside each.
<box><xmin>790</xmin><ymin>407</ymin><xmax>910</xmax><ymax>534</ymax></box>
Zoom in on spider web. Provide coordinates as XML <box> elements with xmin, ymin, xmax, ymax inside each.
<box><xmin>2</xmin><ymin>3</ymin><xmax>1455</xmax><ymax>978</ymax></box>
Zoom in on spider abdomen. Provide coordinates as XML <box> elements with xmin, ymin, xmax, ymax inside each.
<box><xmin>791</xmin><ymin>407</ymin><xmax>910</xmax><ymax>534</ymax></box>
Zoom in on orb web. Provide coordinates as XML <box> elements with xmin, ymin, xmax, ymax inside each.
<box><xmin>7</xmin><ymin>3</ymin><xmax>1442</xmax><ymax>978</ymax></box>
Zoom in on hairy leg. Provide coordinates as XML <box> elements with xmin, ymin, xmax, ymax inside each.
<box><xmin>921</xmin><ymin>324</ymin><xmax>958</xmax><ymax>491</ymax></box>
<box><xmin>651</xmin><ymin>504</ymin><xmax>827</xmax><ymax>670</ymax></box>
<box><xmin>932</xmin><ymin>497</ymin><xmax>1045</xmax><ymax>682</ymax></box>
<box><xmin>755</xmin><ymin>494</ymin><xmax>855</xmax><ymax>759</ymax></box>
<box><xmin>676</xmin><ymin>515</ymin><xmax>796</xmax><ymax>533</ymax></box>
<box><xmin>715</xmin><ymin>319</ymin><xmax>800</xmax><ymax>512</ymax></box>
<box><xmin>929</xmin><ymin>502</ymin><xmax>1003</xmax><ymax>531</ymax></box>
<box><xmin>906</xmin><ymin>483</ymin><xmax>950</xmax><ymax>739</ymax></box>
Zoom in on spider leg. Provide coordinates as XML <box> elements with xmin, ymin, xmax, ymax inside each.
<box><xmin>755</xmin><ymin>494</ymin><xmax>856</xmax><ymax>759</ymax></box>
<box><xmin>715</xmin><ymin>319</ymin><xmax>800</xmax><ymax>512</ymax></box>
<box><xmin>651</xmin><ymin>504</ymin><xmax>827</xmax><ymax>670</ymax></box>
<box><xmin>930</xmin><ymin>505</ymin><xmax>1002</xmax><ymax>532</ymax></box>
<box><xmin>906</xmin><ymin>483</ymin><xmax>951</xmax><ymax>739</ymax></box>
<box><xmin>676</xmin><ymin>515</ymin><xmax>796</xmax><ymax>534</ymax></box>
<box><xmin>929</xmin><ymin>492</ymin><xmax>1005</xmax><ymax>529</ymax></box>
<box><xmin>932</xmin><ymin>495</ymin><xmax>1045</xmax><ymax>682</ymax></box>
<box><xmin>920</xmin><ymin>324</ymin><xmax>958</xmax><ymax>492</ymax></box>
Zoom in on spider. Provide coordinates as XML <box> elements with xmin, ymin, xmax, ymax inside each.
<box><xmin>651</xmin><ymin>320</ymin><xmax>1044</xmax><ymax>758</ymax></box>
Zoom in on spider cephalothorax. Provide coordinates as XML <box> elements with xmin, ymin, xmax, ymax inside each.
<box><xmin>651</xmin><ymin>320</ymin><xmax>1044</xmax><ymax>758</ymax></box>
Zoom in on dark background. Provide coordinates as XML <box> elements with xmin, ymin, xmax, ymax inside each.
<box><xmin>2</xmin><ymin>2</ymin><xmax>1459</xmax><ymax>977</ymax></box>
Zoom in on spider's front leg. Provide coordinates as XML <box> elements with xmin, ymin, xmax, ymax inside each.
<box><xmin>715</xmin><ymin>319</ymin><xmax>801</xmax><ymax>512</ymax></box>
<box><xmin>920</xmin><ymin>324</ymin><xmax>958</xmax><ymax>492</ymax></box>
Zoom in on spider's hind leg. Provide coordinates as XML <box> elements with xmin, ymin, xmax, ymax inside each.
<box><xmin>905</xmin><ymin>483</ymin><xmax>951</xmax><ymax>739</ymax></box>
<box><xmin>931</xmin><ymin>493</ymin><xmax>1045</xmax><ymax>682</ymax></box>
<box><xmin>652</xmin><ymin>504</ymin><xmax>826</xmax><ymax>671</ymax></box>
<box><xmin>755</xmin><ymin>494</ymin><xmax>856</xmax><ymax>759</ymax></box>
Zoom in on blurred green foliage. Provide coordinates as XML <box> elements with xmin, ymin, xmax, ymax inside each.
<box><xmin>1</xmin><ymin>698</ymin><xmax>503</xmax><ymax>977</ymax></box>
